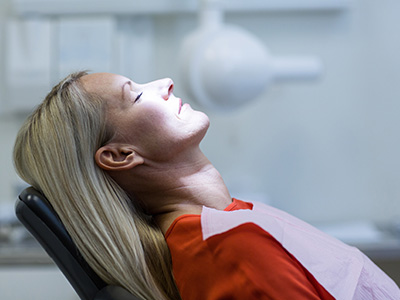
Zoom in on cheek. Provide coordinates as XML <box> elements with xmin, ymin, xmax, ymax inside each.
<box><xmin>137</xmin><ymin>110</ymin><xmax>172</xmax><ymax>135</ymax></box>
<box><xmin>130</xmin><ymin>111</ymin><xmax>178</xmax><ymax>152</ymax></box>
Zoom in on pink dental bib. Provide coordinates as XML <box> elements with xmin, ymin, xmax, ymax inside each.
<box><xmin>201</xmin><ymin>201</ymin><xmax>400</xmax><ymax>300</ymax></box>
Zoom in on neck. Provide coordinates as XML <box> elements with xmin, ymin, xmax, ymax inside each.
<box><xmin>124</xmin><ymin>149</ymin><xmax>232</xmax><ymax>234</ymax></box>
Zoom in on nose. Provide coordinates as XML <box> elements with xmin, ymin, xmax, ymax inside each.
<box><xmin>159</xmin><ymin>78</ymin><xmax>174</xmax><ymax>100</ymax></box>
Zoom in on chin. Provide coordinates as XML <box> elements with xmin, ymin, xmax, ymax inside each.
<box><xmin>197</xmin><ymin>114</ymin><xmax>211</xmax><ymax>141</ymax></box>
<box><xmin>198</xmin><ymin>111</ymin><xmax>211</xmax><ymax>132</ymax></box>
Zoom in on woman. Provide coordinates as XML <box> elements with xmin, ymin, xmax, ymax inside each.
<box><xmin>14</xmin><ymin>72</ymin><xmax>399</xmax><ymax>300</ymax></box>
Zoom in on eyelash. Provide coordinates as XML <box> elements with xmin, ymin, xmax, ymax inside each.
<box><xmin>134</xmin><ymin>92</ymin><xmax>143</xmax><ymax>103</ymax></box>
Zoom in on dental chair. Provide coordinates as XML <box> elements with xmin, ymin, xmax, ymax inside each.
<box><xmin>15</xmin><ymin>186</ymin><xmax>140</xmax><ymax>300</ymax></box>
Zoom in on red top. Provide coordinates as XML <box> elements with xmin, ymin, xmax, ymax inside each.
<box><xmin>165</xmin><ymin>199</ymin><xmax>335</xmax><ymax>300</ymax></box>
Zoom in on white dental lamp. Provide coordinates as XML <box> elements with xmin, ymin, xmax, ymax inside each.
<box><xmin>180</xmin><ymin>0</ymin><xmax>323</xmax><ymax>111</ymax></box>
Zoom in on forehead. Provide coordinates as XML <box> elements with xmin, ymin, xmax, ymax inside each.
<box><xmin>80</xmin><ymin>72</ymin><xmax>129</xmax><ymax>99</ymax></box>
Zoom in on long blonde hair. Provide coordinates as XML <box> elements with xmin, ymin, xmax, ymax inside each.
<box><xmin>13</xmin><ymin>71</ymin><xmax>181</xmax><ymax>300</ymax></box>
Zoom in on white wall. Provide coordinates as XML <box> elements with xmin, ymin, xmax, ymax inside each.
<box><xmin>206</xmin><ymin>2</ymin><xmax>400</xmax><ymax>224</ymax></box>
<box><xmin>1</xmin><ymin>0</ymin><xmax>400</xmax><ymax>228</ymax></box>
<box><xmin>0</xmin><ymin>266</ymin><xmax>78</xmax><ymax>300</ymax></box>
<box><xmin>0</xmin><ymin>0</ymin><xmax>27</xmax><ymax>204</ymax></box>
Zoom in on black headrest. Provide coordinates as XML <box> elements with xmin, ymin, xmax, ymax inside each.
<box><xmin>16</xmin><ymin>187</ymin><xmax>106</xmax><ymax>300</ymax></box>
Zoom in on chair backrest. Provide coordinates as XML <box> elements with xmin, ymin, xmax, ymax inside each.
<box><xmin>15</xmin><ymin>186</ymin><xmax>139</xmax><ymax>300</ymax></box>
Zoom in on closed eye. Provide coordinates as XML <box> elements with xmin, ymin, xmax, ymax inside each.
<box><xmin>134</xmin><ymin>92</ymin><xmax>143</xmax><ymax>103</ymax></box>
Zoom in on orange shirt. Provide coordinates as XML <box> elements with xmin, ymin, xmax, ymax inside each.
<box><xmin>165</xmin><ymin>199</ymin><xmax>335</xmax><ymax>300</ymax></box>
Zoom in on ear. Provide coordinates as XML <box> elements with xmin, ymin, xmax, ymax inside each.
<box><xmin>95</xmin><ymin>144</ymin><xmax>144</xmax><ymax>171</ymax></box>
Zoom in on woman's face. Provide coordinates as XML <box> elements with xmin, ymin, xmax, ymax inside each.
<box><xmin>81</xmin><ymin>73</ymin><xmax>210</xmax><ymax>161</ymax></box>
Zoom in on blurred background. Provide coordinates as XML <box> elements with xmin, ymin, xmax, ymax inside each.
<box><xmin>0</xmin><ymin>0</ymin><xmax>399</xmax><ymax>299</ymax></box>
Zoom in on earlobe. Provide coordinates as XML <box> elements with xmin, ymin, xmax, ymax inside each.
<box><xmin>95</xmin><ymin>144</ymin><xmax>144</xmax><ymax>171</ymax></box>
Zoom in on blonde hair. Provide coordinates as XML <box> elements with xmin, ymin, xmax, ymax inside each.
<box><xmin>13</xmin><ymin>72</ymin><xmax>181</xmax><ymax>300</ymax></box>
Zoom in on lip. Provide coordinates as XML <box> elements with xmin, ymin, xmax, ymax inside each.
<box><xmin>178</xmin><ymin>98</ymin><xmax>182</xmax><ymax>114</ymax></box>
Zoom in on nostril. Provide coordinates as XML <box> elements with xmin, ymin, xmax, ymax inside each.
<box><xmin>163</xmin><ymin>79</ymin><xmax>174</xmax><ymax>100</ymax></box>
